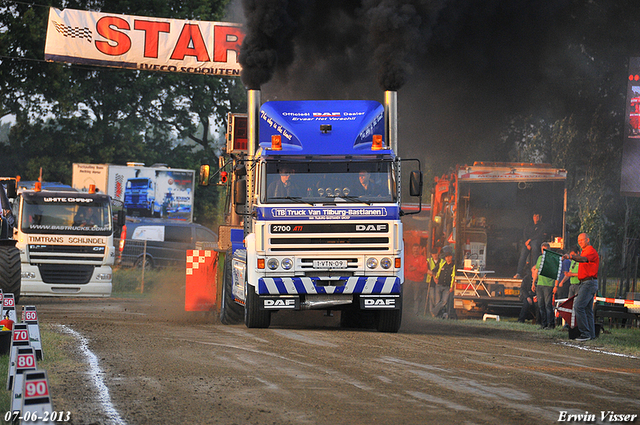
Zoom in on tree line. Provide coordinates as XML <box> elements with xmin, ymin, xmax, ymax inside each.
<box><xmin>2</xmin><ymin>0</ymin><xmax>640</xmax><ymax>295</ymax></box>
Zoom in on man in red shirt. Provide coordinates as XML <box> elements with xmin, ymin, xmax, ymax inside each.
<box><xmin>404</xmin><ymin>245</ymin><xmax>429</xmax><ymax>315</ymax></box>
<box><xmin>563</xmin><ymin>233</ymin><xmax>599</xmax><ymax>341</ymax></box>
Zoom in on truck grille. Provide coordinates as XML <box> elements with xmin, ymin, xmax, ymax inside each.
<box><xmin>270</xmin><ymin>237</ymin><xmax>388</xmax><ymax>251</ymax></box>
<box><xmin>38</xmin><ymin>264</ymin><xmax>94</xmax><ymax>284</ymax></box>
<box><xmin>268</xmin><ymin>222</ymin><xmax>392</xmax><ymax>253</ymax></box>
<box><xmin>28</xmin><ymin>244</ymin><xmax>105</xmax><ymax>263</ymax></box>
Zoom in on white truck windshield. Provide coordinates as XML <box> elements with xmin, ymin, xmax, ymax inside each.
<box><xmin>264</xmin><ymin>161</ymin><xmax>396</xmax><ymax>203</ymax></box>
<box><xmin>20</xmin><ymin>195</ymin><xmax>112</xmax><ymax>235</ymax></box>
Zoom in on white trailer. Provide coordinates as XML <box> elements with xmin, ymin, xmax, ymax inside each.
<box><xmin>72</xmin><ymin>163</ymin><xmax>195</xmax><ymax>222</ymax></box>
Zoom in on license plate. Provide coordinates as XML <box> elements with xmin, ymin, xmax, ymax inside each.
<box><xmin>313</xmin><ymin>260</ymin><xmax>347</xmax><ymax>269</ymax></box>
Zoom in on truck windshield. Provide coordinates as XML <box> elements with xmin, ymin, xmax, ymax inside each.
<box><xmin>127</xmin><ymin>178</ymin><xmax>151</xmax><ymax>189</ymax></box>
<box><xmin>264</xmin><ymin>161</ymin><xmax>396</xmax><ymax>204</ymax></box>
<box><xmin>20</xmin><ymin>196</ymin><xmax>112</xmax><ymax>235</ymax></box>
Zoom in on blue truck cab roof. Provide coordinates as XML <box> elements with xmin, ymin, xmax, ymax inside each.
<box><xmin>258</xmin><ymin>100</ymin><xmax>393</xmax><ymax>158</ymax></box>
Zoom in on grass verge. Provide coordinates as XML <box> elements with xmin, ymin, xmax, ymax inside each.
<box><xmin>0</xmin><ymin>323</ymin><xmax>74</xmax><ymax>424</ymax></box>
<box><xmin>112</xmin><ymin>266</ymin><xmax>186</xmax><ymax>297</ymax></box>
<box><xmin>447</xmin><ymin>316</ymin><xmax>640</xmax><ymax>357</ymax></box>
<box><xmin>0</xmin><ymin>354</ymin><xmax>8</xmax><ymax>423</ymax></box>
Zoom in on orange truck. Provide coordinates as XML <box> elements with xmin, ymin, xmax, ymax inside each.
<box><xmin>426</xmin><ymin>162</ymin><xmax>567</xmax><ymax>316</ymax></box>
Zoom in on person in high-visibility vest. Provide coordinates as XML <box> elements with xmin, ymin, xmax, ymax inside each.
<box><xmin>426</xmin><ymin>248</ymin><xmax>445</xmax><ymax>316</ymax></box>
<box><xmin>404</xmin><ymin>244</ymin><xmax>429</xmax><ymax>315</ymax></box>
<box><xmin>557</xmin><ymin>245</ymin><xmax>580</xmax><ymax>299</ymax></box>
<box><xmin>532</xmin><ymin>242</ymin><xmax>557</xmax><ymax>330</ymax></box>
<box><xmin>431</xmin><ymin>251</ymin><xmax>455</xmax><ymax>318</ymax></box>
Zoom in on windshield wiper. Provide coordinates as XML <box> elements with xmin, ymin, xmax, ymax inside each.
<box><xmin>336</xmin><ymin>195</ymin><xmax>372</xmax><ymax>205</ymax></box>
<box><xmin>270</xmin><ymin>196</ymin><xmax>314</xmax><ymax>205</ymax></box>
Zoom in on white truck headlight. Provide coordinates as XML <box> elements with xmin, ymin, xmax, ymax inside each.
<box><xmin>381</xmin><ymin>257</ymin><xmax>392</xmax><ymax>269</ymax></box>
<box><xmin>267</xmin><ymin>258</ymin><xmax>279</xmax><ymax>270</ymax></box>
<box><xmin>281</xmin><ymin>258</ymin><xmax>293</xmax><ymax>270</ymax></box>
<box><xmin>366</xmin><ymin>258</ymin><xmax>378</xmax><ymax>269</ymax></box>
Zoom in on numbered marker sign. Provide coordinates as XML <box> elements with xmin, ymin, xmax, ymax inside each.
<box><xmin>13</xmin><ymin>329</ymin><xmax>28</xmax><ymax>343</ymax></box>
<box><xmin>22</xmin><ymin>370</ymin><xmax>54</xmax><ymax>425</ymax></box>
<box><xmin>8</xmin><ymin>324</ymin><xmax>30</xmax><ymax>390</ymax></box>
<box><xmin>17</xmin><ymin>352</ymin><xmax>37</xmax><ymax>371</ymax></box>
<box><xmin>3</xmin><ymin>294</ymin><xmax>17</xmax><ymax>323</ymax></box>
<box><xmin>10</xmin><ymin>347</ymin><xmax>38</xmax><ymax>412</ymax></box>
<box><xmin>10</xmin><ymin>324</ymin><xmax>30</xmax><ymax>350</ymax></box>
<box><xmin>22</xmin><ymin>306</ymin><xmax>43</xmax><ymax>360</ymax></box>
<box><xmin>23</xmin><ymin>309</ymin><xmax>38</xmax><ymax>324</ymax></box>
<box><xmin>25</xmin><ymin>379</ymin><xmax>49</xmax><ymax>400</ymax></box>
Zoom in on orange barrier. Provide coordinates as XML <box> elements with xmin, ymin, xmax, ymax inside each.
<box><xmin>185</xmin><ymin>250</ymin><xmax>218</xmax><ymax>311</ymax></box>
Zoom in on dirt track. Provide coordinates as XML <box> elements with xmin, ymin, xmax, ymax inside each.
<box><xmin>29</xmin><ymin>295</ymin><xmax>640</xmax><ymax>425</ymax></box>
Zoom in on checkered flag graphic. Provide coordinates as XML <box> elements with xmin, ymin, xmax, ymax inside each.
<box><xmin>115</xmin><ymin>174</ymin><xmax>124</xmax><ymax>199</ymax></box>
<box><xmin>52</xmin><ymin>20</ymin><xmax>92</xmax><ymax>43</ymax></box>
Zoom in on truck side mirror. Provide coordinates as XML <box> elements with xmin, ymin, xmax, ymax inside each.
<box><xmin>199</xmin><ymin>165</ymin><xmax>210</xmax><ymax>186</ymax></box>
<box><xmin>116</xmin><ymin>210</ymin><xmax>126</xmax><ymax>227</ymax></box>
<box><xmin>234</xmin><ymin>179</ymin><xmax>247</xmax><ymax>206</ymax></box>
<box><xmin>5</xmin><ymin>180</ymin><xmax>16</xmax><ymax>199</ymax></box>
<box><xmin>410</xmin><ymin>171</ymin><xmax>423</xmax><ymax>197</ymax></box>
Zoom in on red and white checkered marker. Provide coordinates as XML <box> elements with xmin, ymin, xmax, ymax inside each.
<box><xmin>186</xmin><ymin>250</ymin><xmax>213</xmax><ymax>275</ymax></box>
<box><xmin>185</xmin><ymin>250</ymin><xmax>218</xmax><ymax>311</ymax></box>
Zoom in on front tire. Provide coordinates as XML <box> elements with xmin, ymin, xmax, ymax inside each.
<box><xmin>340</xmin><ymin>303</ymin><xmax>376</xmax><ymax>329</ymax></box>
<box><xmin>219</xmin><ymin>250</ymin><xmax>243</xmax><ymax>325</ymax></box>
<box><xmin>376</xmin><ymin>294</ymin><xmax>402</xmax><ymax>333</ymax></box>
<box><xmin>245</xmin><ymin>284</ymin><xmax>270</xmax><ymax>328</ymax></box>
<box><xmin>0</xmin><ymin>245</ymin><xmax>21</xmax><ymax>304</ymax></box>
<box><xmin>135</xmin><ymin>255</ymin><xmax>154</xmax><ymax>270</ymax></box>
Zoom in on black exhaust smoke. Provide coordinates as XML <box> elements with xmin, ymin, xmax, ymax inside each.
<box><xmin>239</xmin><ymin>0</ymin><xmax>431</xmax><ymax>92</ymax></box>
<box><xmin>362</xmin><ymin>0</ymin><xmax>426</xmax><ymax>91</ymax></box>
<box><xmin>238</xmin><ymin>0</ymin><xmax>308</xmax><ymax>89</ymax></box>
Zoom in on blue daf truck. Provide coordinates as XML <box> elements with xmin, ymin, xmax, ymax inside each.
<box><xmin>201</xmin><ymin>91</ymin><xmax>422</xmax><ymax>332</ymax></box>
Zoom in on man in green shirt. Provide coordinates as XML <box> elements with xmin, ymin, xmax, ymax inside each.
<box><xmin>532</xmin><ymin>242</ymin><xmax>557</xmax><ymax>329</ymax></box>
<box><xmin>557</xmin><ymin>245</ymin><xmax>580</xmax><ymax>299</ymax></box>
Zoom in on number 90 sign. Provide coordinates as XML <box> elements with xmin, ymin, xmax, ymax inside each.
<box><xmin>25</xmin><ymin>380</ymin><xmax>49</xmax><ymax>399</ymax></box>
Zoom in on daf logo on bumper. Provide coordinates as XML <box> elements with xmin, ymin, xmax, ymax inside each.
<box><xmin>261</xmin><ymin>297</ymin><xmax>299</xmax><ymax>310</ymax></box>
<box><xmin>360</xmin><ymin>295</ymin><xmax>400</xmax><ymax>309</ymax></box>
<box><xmin>355</xmin><ymin>224</ymin><xmax>388</xmax><ymax>232</ymax></box>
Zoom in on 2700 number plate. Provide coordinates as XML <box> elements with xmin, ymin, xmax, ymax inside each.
<box><xmin>313</xmin><ymin>260</ymin><xmax>347</xmax><ymax>269</ymax></box>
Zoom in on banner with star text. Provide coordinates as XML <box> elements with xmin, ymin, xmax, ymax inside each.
<box><xmin>44</xmin><ymin>7</ymin><xmax>244</xmax><ymax>76</ymax></box>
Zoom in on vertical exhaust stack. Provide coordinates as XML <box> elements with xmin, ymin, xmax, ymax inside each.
<box><xmin>244</xmin><ymin>89</ymin><xmax>261</xmax><ymax>235</ymax></box>
<box><xmin>384</xmin><ymin>91</ymin><xmax>398</xmax><ymax>154</ymax></box>
<box><xmin>247</xmin><ymin>89</ymin><xmax>261</xmax><ymax>157</ymax></box>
